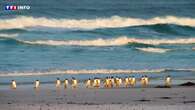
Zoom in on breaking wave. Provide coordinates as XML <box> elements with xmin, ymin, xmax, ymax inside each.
<box><xmin>17</xmin><ymin>37</ymin><xmax>195</xmax><ymax>46</ymax></box>
<box><xmin>0</xmin><ymin>68</ymin><xmax>195</xmax><ymax>77</ymax></box>
<box><xmin>0</xmin><ymin>16</ymin><xmax>195</xmax><ymax>30</ymax></box>
<box><xmin>0</xmin><ymin>33</ymin><xmax>18</xmax><ymax>38</ymax></box>
<box><xmin>1</xmin><ymin>36</ymin><xmax>195</xmax><ymax>47</ymax></box>
<box><xmin>136</xmin><ymin>47</ymin><xmax>171</xmax><ymax>53</ymax></box>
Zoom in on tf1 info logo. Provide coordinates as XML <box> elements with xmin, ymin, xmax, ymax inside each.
<box><xmin>5</xmin><ymin>5</ymin><xmax>31</xmax><ymax>11</ymax></box>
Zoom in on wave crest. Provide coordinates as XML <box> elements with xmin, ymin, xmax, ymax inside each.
<box><xmin>0</xmin><ymin>34</ymin><xmax>18</xmax><ymax>38</ymax></box>
<box><xmin>136</xmin><ymin>47</ymin><xmax>171</xmax><ymax>53</ymax></box>
<box><xmin>0</xmin><ymin>16</ymin><xmax>195</xmax><ymax>30</ymax></box>
<box><xmin>20</xmin><ymin>37</ymin><xmax>195</xmax><ymax>46</ymax></box>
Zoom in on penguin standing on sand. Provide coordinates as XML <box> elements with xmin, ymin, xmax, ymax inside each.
<box><xmin>64</xmin><ymin>79</ymin><xmax>69</xmax><ymax>88</ymax></box>
<box><xmin>114</xmin><ymin>77</ymin><xmax>120</xmax><ymax>88</ymax></box>
<box><xmin>34</xmin><ymin>80</ymin><xmax>40</xmax><ymax>89</ymax></box>
<box><xmin>11</xmin><ymin>80</ymin><xmax>17</xmax><ymax>89</ymax></box>
<box><xmin>111</xmin><ymin>76</ymin><xmax>114</xmax><ymax>87</ymax></box>
<box><xmin>56</xmin><ymin>78</ymin><xmax>61</xmax><ymax>88</ymax></box>
<box><xmin>145</xmin><ymin>75</ymin><xmax>149</xmax><ymax>87</ymax></box>
<box><xmin>128</xmin><ymin>77</ymin><xmax>132</xmax><ymax>86</ymax></box>
<box><xmin>124</xmin><ymin>77</ymin><xmax>129</xmax><ymax>88</ymax></box>
<box><xmin>165</xmin><ymin>75</ymin><xmax>171</xmax><ymax>87</ymax></box>
<box><xmin>85</xmin><ymin>78</ymin><xmax>92</xmax><ymax>88</ymax></box>
<box><xmin>130</xmin><ymin>76</ymin><xmax>136</xmax><ymax>87</ymax></box>
<box><xmin>119</xmin><ymin>77</ymin><xmax>122</xmax><ymax>86</ymax></box>
<box><xmin>71</xmin><ymin>77</ymin><xmax>78</xmax><ymax>88</ymax></box>
<box><xmin>141</xmin><ymin>76</ymin><xmax>146</xmax><ymax>87</ymax></box>
<box><xmin>108</xmin><ymin>77</ymin><xmax>113</xmax><ymax>88</ymax></box>
<box><xmin>94</xmin><ymin>78</ymin><xmax>101</xmax><ymax>88</ymax></box>
<box><xmin>141</xmin><ymin>75</ymin><xmax>149</xmax><ymax>87</ymax></box>
<box><xmin>104</xmin><ymin>77</ymin><xmax>109</xmax><ymax>88</ymax></box>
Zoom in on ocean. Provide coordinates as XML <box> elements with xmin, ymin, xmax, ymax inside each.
<box><xmin>0</xmin><ymin>0</ymin><xmax>195</xmax><ymax>86</ymax></box>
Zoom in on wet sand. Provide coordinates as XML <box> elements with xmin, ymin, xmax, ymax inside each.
<box><xmin>0</xmin><ymin>84</ymin><xmax>195</xmax><ymax>110</ymax></box>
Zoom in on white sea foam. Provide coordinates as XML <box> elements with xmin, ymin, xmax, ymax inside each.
<box><xmin>0</xmin><ymin>69</ymin><xmax>168</xmax><ymax>77</ymax></box>
<box><xmin>0</xmin><ymin>16</ymin><xmax>195</xmax><ymax>30</ymax></box>
<box><xmin>0</xmin><ymin>68</ymin><xmax>195</xmax><ymax>77</ymax></box>
<box><xmin>20</xmin><ymin>37</ymin><xmax>195</xmax><ymax>46</ymax></box>
<box><xmin>136</xmin><ymin>47</ymin><xmax>171</xmax><ymax>53</ymax></box>
<box><xmin>0</xmin><ymin>34</ymin><xmax>18</xmax><ymax>38</ymax></box>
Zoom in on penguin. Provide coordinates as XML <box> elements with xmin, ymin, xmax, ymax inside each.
<box><xmin>144</xmin><ymin>75</ymin><xmax>149</xmax><ymax>87</ymax></box>
<box><xmin>118</xmin><ymin>77</ymin><xmax>122</xmax><ymax>86</ymax></box>
<box><xmin>11</xmin><ymin>80</ymin><xmax>17</xmax><ymax>89</ymax></box>
<box><xmin>111</xmin><ymin>76</ymin><xmax>115</xmax><ymax>87</ymax></box>
<box><xmin>165</xmin><ymin>75</ymin><xmax>171</xmax><ymax>87</ymax></box>
<box><xmin>108</xmin><ymin>77</ymin><xmax>113</xmax><ymax>88</ymax></box>
<box><xmin>34</xmin><ymin>80</ymin><xmax>40</xmax><ymax>89</ymax></box>
<box><xmin>64</xmin><ymin>79</ymin><xmax>69</xmax><ymax>88</ymax></box>
<box><xmin>94</xmin><ymin>78</ymin><xmax>101</xmax><ymax>88</ymax></box>
<box><xmin>104</xmin><ymin>77</ymin><xmax>109</xmax><ymax>88</ymax></box>
<box><xmin>114</xmin><ymin>77</ymin><xmax>120</xmax><ymax>88</ymax></box>
<box><xmin>128</xmin><ymin>77</ymin><xmax>132</xmax><ymax>86</ymax></box>
<box><xmin>140</xmin><ymin>76</ymin><xmax>145</xmax><ymax>87</ymax></box>
<box><xmin>71</xmin><ymin>77</ymin><xmax>78</xmax><ymax>88</ymax></box>
<box><xmin>85</xmin><ymin>78</ymin><xmax>91</xmax><ymax>88</ymax></box>
<box><xmin>141</xmin><ymin>75</ymin><xmax>149</xmax><ymax>87</ymax></box>
<box><xmin>124</xmin><ymin>77</ymin><xmax>129</xmax><ymax>88</ymax></box>
<box><xmin>130</xmin><ymin>76</ymin><xmax>136</xmax><ymax>87</ymax></box>
<box><xmin>56</xmin><ymin>78</ymin><xmax>61</xmax><ymax>88</ymax></box>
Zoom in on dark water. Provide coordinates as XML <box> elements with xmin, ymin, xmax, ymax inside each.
<box><xmin>0</xmin><ymin>0</ymin><xmax>195</xmax><ymax>85</ymax></box>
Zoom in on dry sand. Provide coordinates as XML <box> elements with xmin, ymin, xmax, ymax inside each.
<box><xmin>0</xmin><ymin>85</ymin><xmax>195</xmax><ymax>110</ymax></box>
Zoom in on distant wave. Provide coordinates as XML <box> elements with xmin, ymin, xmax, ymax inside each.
<box><xmin>17</xmin><ymin>37</ymin><xmax>195</xmax><ymax>46</ymax></box>
<box><xmin>0</xmin><ymin>33</ymin><xmax>18</xmax><ymax>38</ymax></box>
<box><xmin>143</xmin><ymin>24</ymin><xmax>195</xmax><ymax>35</ymax></box>
<box><xmin>0</xmin><ymin>68</ymin><xmax>195</xmax><ymax>77</ymax></box>
<box><xmin>0</xmin><ymin>16</ymin><xmax>195</xmax><ymax>30</ymax></box>
<box><xmin>1</xmin><ymin>24</ymin><xmax>194</xmax><ymax>36</ymax></box>
<box><xmin>136</xmin><ymin>47</ymin><xmax>171</xmax><ymax>53</ymax></box>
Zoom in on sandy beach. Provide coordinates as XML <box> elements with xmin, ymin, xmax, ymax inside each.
<box><xmin>0</xmin><ymin>85</ymin><xmax>195</xmax><ymax>110</ymax></box>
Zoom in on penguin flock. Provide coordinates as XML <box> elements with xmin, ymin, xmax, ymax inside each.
<box><xmin>10</xmin><ymin>75</ymin><xmax>172</xmax><ymax>89</ymax></box>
